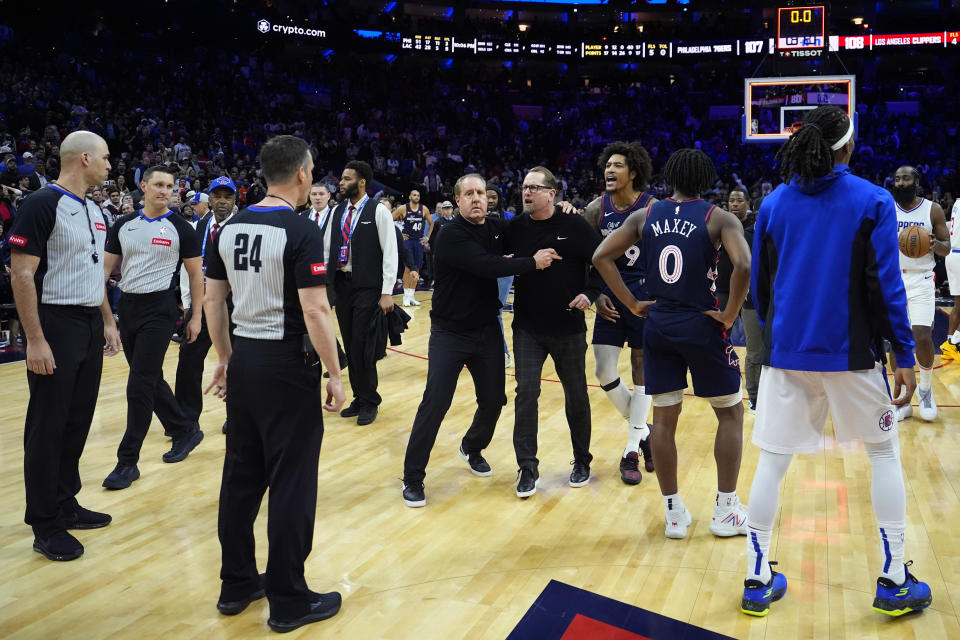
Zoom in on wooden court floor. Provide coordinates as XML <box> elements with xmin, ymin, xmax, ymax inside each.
<box><xmin>2</xmin><ymin>295</ymin><xmax>960</xmax><ymax>639</ymax></box>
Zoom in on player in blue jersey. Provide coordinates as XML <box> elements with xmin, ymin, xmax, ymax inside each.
<box><xmin>742</xmin><ymin>106</ymin><xmax>929</xmax><ymax>617</ymax></box>
<box><xmin>393</xmin><ymin>189</ymin><xmax>434</xmax><ymax>307</ymax></box>
<box><xmin>593</xmin><ymin>148</ymin><xmax>751</xmax><ymax>541</ymax></box>
<box><xmin>582</xmin><ymin>142</ymin><xmax>657</xmax><ymax>485</ymax></box>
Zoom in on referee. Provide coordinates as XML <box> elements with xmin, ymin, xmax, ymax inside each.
<box><xmin>101</xmin><ymin>165</ymin><xmax>205</xmax><ymax>490</ymax></box>
<box><xmin>401</xmin><ymin>174</ymin><xmax>557</xmax><ymax>507</ymax></box>
<box><xmin>204</xmin><ymin>135</ymin><xmax>345</xmax><ymax>633</ymax></box>
<box><xmin>8</xmin><ymin>131</ymin><xmax>121</xmax><ymax>561</ymax></box>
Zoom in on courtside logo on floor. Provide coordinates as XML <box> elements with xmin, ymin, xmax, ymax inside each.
<box><xmin>508</xmin><ymin>580</ymin><xmax>733</xmax><ymax>640</ymax></box>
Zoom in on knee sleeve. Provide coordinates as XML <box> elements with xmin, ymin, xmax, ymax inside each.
<box><xmin>593</xmin><ymin>344</ymin><xmax>622</xmax><ymax>386</ymax></box>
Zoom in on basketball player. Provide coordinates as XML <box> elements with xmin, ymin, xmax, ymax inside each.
<box><xmin>593</xmin><ymin>149</ymin><xmax>750</xmax><ymax>540</ymax></box>
<box><xmin>740</xmin><ymin>106</ymin><xmax>930</xmax><ymax>618</ymax></box>
<box><xmin>393</xmin><ymin>189</ymin><xmax>433</xmax><ymax>306</ymax></box>
<box><xmin>891</xmin><ymin>165</ymin><xmax>949</xmax><ymax>421</ymax></box>
<box><xmin>942</xmin><ymin>198</ymin><xmax>960</xmax><ymax>360</ymax></box>
<box><xmin>204</xmin><ymin>135</ymin><xmax>345</xmax><ymax>632</ymax></box>
<box><xmin>582</xmin><ymin>141</ymin><xmax>657</xmax><ymax>485</ymax></box>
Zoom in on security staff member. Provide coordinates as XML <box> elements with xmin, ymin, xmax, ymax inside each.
<box><xmin>322</xmin><ymin>160</ymin><xmax>397</xmax><ymax>426</ymax></box>
<box><xmin>204</xmin><ymin>135</ymin><xmax>345</xmax><ymax>633</ymax></box>
<box><xmin>401</xmin><ymin>174</ymin><xmax>558</xmax><ymax>507</ymax></box>
<box><xmin>174</xmin><ymin>176</ymin><xmax>237</xmax><ymax>430</ymax></box>
<box><xmin>8</xmin><ymin>130</ymin><xmax>121</xmax><ymax>561</ymax></box>
<box><xmin>101</xmin><ymin>165</ymin><xmax>205</xmax><ymax>490</ymax></box>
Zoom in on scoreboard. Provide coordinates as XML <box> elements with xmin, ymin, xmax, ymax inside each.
<box><xmin>777</xmin><ymin>5</ymin><xmax>826</xmax><ymax>58</ymax></box>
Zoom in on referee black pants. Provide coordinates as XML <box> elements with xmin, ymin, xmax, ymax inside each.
<box><xmin>218</xmin><ymin>337</ymin><xmax>324</xmax><ymax>622</ymax></box>
<box><xmin>24</xmin><ymin>305</ymin><xmax>103</xmax><ymax>538</ymax></box>
<box><xmin>333</xmin><ymin>273</ymin><xmax>382</xmax><ymax>408</ymax></box>
<box><xmin>117</xmin><ymin>290</ymin><xmax>193</xmax><ymax>465</ymax></box>
<box><xmin>403</xmin><ymin>321</ymin><xmax>507</xmax><ymax>485</ymax></box>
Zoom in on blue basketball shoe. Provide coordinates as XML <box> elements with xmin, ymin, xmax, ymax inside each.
<box><xmin>872</xmin><ymin>562</ymin><xmax>932</xmax><ymax>616</ymax></box>
<box><xmin>740</xmin><ymin>563</ymin><xmax>788</xmax><ymax>617</ymax></box>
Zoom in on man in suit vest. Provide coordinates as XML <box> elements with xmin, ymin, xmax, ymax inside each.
<box><xmin>322</xmin><ymin>161</ymin><xmax>398</xmax><ymax>425</ymax></box>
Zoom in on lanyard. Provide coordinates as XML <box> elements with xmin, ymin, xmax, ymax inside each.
<box><xmin>341</xmin><ymin>196</ymin><xmax>367</xmax><ymax>240</ymax></box>
<box><xmin>201</xmin><ymin>216</ymin><xmax>214</xmax><ymax>260</ymax></box>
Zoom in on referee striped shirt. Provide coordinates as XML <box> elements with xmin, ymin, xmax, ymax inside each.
<box><xmin>7</xmin><ymin>185</ymin><xmax>108</xmax><ymax>307</ymax></box>
<box><xmin>205</xmin><ymin>205</ymin><xmax>328</xmax><ymax>340</ymax></box>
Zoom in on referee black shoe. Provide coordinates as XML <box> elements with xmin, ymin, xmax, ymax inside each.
<box><xmin>267</xmin><ymin>591</ymin><xmax>342</xmax><ymax>633</ymax></box>
<box><xmin>64</xmin><ymin>506</ymin><xmax>112</xmax><ymax>530</ymax></box>
<box><xmin>33</xmin><ymin>531</ymin><xmax>84</xmax><ymax>561</ymax></box>
<box><xmin>357</xmin><ymin>405</ymin><xmax>378</xmax><ymax>426</ymax></box>
<box><xmin>217</xmin><ymin>573</ymin><xmax>266</xmax><ymax>615</ymax></box>
<box><xmin>340</xmin><ymin>401</ymin><xmax>361</xmax><ymax>418</ymax></box>
<box><xmin>102</xmin><ymin>463</ymin><xmax>140</xmax><ymax>490</ymax></box>
<box><xmin>163</xmin><ymin>428</ymin><xmax>204</xmax><ymax>463</ymax></box>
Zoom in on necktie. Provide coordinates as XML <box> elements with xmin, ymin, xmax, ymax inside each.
<box><xmin>210</xmin><ymin>222</ymin><xmax>219</xmax><ymax>240</ymax></box>
<box><xmin>340</xmin><ymin>205</ymin><xmax>355</xmax><ymax>266</ymax></box>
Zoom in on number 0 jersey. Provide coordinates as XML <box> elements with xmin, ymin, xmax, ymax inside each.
<box><xmin>598</xmin><ymin>191</ymin><xmax>654</xmax><ymax>289</ymax></box>
<box><xmin>205</xmin><ymin>205</ymin><xmax>328</xmax><ymax>340</ymax></box>
<box><xmin>643</xmin><ymin>198</ymin><xmax>719</xmax><ymax>312</ymax></box>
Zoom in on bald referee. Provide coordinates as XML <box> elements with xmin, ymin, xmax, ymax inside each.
<box><xmin>204</xmin><ymin>135</ymin><xmax>346</xmax><ymax>633</ymax></box>
<box><xmin>8</xmin><ymin>130</ymin><xmax>121</xmax><ymax>561</ymax></box>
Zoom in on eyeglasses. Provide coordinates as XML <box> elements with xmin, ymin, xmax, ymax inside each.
<box><xmin>521</xmin><ymin>184</ymin><xmax>552</xmax><ymax>193</ymax></box>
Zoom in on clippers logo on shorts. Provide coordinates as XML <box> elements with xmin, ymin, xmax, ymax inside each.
<box><xmin>8</xmin><ymin>234</ymin><xmax>27</xmax><ymax>247</ymax></box>
<box><xmin>152</xmin><ymin>237</ymin><xmax>172</xmax><ymax>247</ymax></box>
<box><xmin>95</xmin><ymin>222</ymin><xmax>107</xmax><ymax>231</ymax></box>
<box><xmin>311</xmin><ymin>262</ymin><xmax>326</xmax><ymax>275</ymax></box>
<box><xmin>879</xmin><ymin>409</ymin><xmax>895</xmax><ymax>431</ymax></box>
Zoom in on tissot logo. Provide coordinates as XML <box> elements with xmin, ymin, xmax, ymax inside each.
<box><xmin>257</xmin><ymin>19</ymin><xmax>271</xmax><ymax>34</ymax></box>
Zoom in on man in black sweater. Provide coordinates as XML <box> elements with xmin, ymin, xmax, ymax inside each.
<box><xmin>401</xmin><ymin>174</ymin><xmax>558</xmax><ymax>507</ymax></box>
<box><xmin>506</xmin><ymin>166</ymin><xmax>603</xmax><ymax>498</ymax></box>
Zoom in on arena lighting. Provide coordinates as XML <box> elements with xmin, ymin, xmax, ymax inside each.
<box><xmin>853</xmin><ymin>17</ymin><xmax>864</xmax><ymax>25</ymax></box>
<box><xmin>519</xmin><ymin>23</ymin><xmax>530</xmax><ymax>32</ymax></box>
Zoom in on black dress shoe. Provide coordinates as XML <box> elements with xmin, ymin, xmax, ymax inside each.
<box><xmin>340</xmin><ymin>402</ymin><xmax>361</xmax><ymax>418</ymax></box>
<box><xmin>357</xmin><ymin>405</ymin><xmax>378</xmax><ymax>426</ymax></box>
<box><xmin>267</xmin><ymin>591</ymin><xmax>342</xmax><ymax>633</ymax></box>
<box><xmin>162</xmin><ymin>428</ymin><xmax>204</xmax><ymax>463</ymax></box>
<box><xmin>221</xmin><ymin>420</ymin><xmax>228</xmax><ymax>434</ymax></box>
<box><xmin>34</xmin><ymin>531</ymin><xmax>84</xmax><ymax>561</ymax></box>
<box><xmin>217</xmin><ymin>574</ymin><xmax>266</xmax><ymax>615</ymax></box>
<box><xmin>102</xmin><ymin>463</ymin><xmax>140</xmax><ymax>490</ymax></box>
<box><xmin>64</xmin><ymin>506</ymin><xmax>112</xmax><ymax>530</ymax></box>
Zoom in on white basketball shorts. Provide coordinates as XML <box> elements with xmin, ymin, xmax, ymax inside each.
<box><xmin>901</xmin><ymin>269</ymin><xmax>935</xmax><ymax>327</ymax></box>
<box><xmin>946</xmin><ymin>252</ymin><xmax>960</xmax><ymax>296</ymax></box>
<box><xmin>752</xmin><ymin>365</ymin><xmax>898</xmax><ymax>455</ymax></box>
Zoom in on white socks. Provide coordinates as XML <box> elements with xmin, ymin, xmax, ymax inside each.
<box><xmin>403</xmin><ymin>288</ymin><xmax>415</xmax><ymax>304</ymax></box>
<box><xmin>717</xmin><ymin>491</ymin><xmax>738</xmax><ymax>509</ymax></box>
<box><xmin>951</xmin><ymin>330</ymin><xmax>960</xmax><ymax>345</ymax></box>
<box><xmin>918</xmin><ymin>364</ymin><xmax>932</xmax><ymax>391</ymax></box>
<box><xmin>663</xmin><ymin>493</ymin><xmax>685</xmax><ymax>515</ymax></box>
<box><xmin>594</xmin><ymin>345</ymin><xmax>652</xmax><ymax>457</ymax></box>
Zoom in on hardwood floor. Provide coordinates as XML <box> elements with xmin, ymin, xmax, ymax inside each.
<box><xmin>2</xmin><ymin>295</ymin><xmax>959</xmax><ymax>639</ymax></box>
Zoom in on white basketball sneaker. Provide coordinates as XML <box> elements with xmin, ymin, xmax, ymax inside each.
<box><xmin>918</xmin><ymin>387</ymin><xmax>938</xmax><ymax>421</ymax></box>
<box><xmin>665</xmin><ymin>508</ymin><xmax>693</xmax><ymax>539</ymax></box>
<box><xmin>710</xmin><ymin>497</ymin><xmax>749</xmax><ymax>537</ymax></box>
<box><xmin>897</xmin><ymin>403</ymin><xmax>913</xmax><ymax>421</ymax></box>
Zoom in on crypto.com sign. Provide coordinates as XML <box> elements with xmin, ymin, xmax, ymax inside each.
<box><xmin>257</xmin><ymin>19</ymin><xmax>326</xmax><ymax>38</ymax></box>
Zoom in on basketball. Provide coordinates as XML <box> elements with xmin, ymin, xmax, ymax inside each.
<box><xmin>899</xmin><ymin>225</ymin><xmax>931</xmax><ymax>258</ymax></box>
